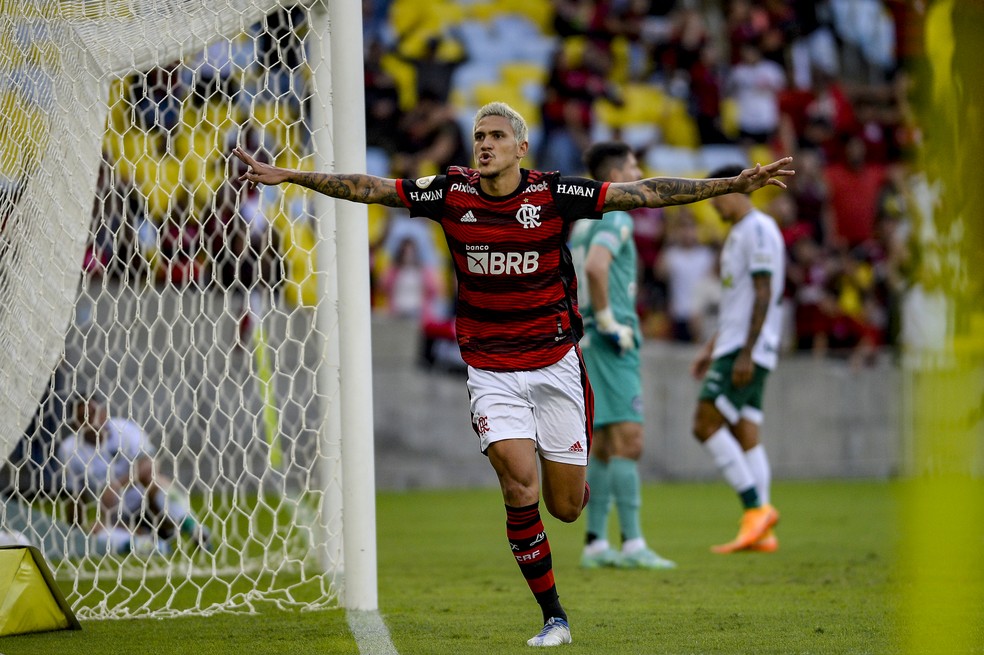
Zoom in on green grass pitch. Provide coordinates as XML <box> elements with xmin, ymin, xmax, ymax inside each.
<box><xmin>1</xmin><ymin>479</ymin><xmax>980</xmax><ymax>654</ymax></box>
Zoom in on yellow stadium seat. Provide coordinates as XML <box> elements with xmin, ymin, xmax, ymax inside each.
<box><xmin>380</xmin><ymin>53</ymin><xmax>418</xmax><ymax>111</ymax></box>
<box><xmin>561</xmin><ymin>36</ymin><xmax>587</xmax><ymax>68</ymax></box>
<box><xmin>499</xmin><ymin>62</ymin><xmax>548</xmax><ymax>91</ymax></box>
<box><xmin>660</xmin><ymin>98</ymin><xmax>699</xmax><ymax>148</ymax></box>
<box><xmin>595</xmin><ymin>85</ymin><xmax>663</xmax><ymax>130</ymax></box>
<box><xmin>272</xmin><ymin>207</ymin><xmax>319</xmax><ymax>308</ymax></box>
<box><xmin>498</xmin><ymin>0</ymin><xmax>553</xmax><ymax>31</ymax></box>
<box><xmin>608</xmin><ymin>36</ymin><xmax>632</xmax><ymax>85</ymax></box>
<box><xmin>151</xmin><ymin>156</ymin><xmax>187</xmax><ymax>220</ymax></box>
<box><xmin>720</xmin><ymin>97</ymin><xmax>739</xmax><ymax>140</ymax></box>
<box><xmin>471</xmin><ymin>82</ymin><xmax>538</xmax><ymax>126</ymax></box>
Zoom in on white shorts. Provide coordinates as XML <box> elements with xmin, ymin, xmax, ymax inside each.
<box><xmin>466</xmin><ymin>346</ymin><xmax>591</xmax><ymax>466</ymax></box>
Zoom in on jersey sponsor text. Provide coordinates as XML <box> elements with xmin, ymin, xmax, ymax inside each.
<box><xmin>467</xmin><ymin>250</ymin><xmax>540</xmax><ymax>275</ymax></box>
<box><xmin>556</xmin><ymin>183</ymin><xmax>595</xmax><ymax>198</ymax></box>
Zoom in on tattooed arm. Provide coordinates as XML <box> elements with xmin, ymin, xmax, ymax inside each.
<box><xmin>232</xmin><ymin>147</ymin><xmax>405</xmax><ymax>208</ymax></box>
<box><xmin>602</xmin><ymin>157</ymin><xmax>794</xmax><ymax>212</ymax></box>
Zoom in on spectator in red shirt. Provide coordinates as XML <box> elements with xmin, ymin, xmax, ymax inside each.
<box><xmin>824</xmin><ymin>135</ymin><xmax>887</xmax><ymax>250</ymax></box>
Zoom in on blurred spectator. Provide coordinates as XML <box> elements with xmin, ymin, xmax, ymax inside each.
<box><xmin>824</xmin><ymin>135</ymin><xmax>887</xmax><ymax>250</ymax></box>
<box><xmin>538</xmin><ymin>39</ymin><xmax>622</xmax><ymax>173</ymax></box>
<box><xmin>551</xmin><ymin>0</ymin><xmax>616</xmax><ymax>43</ymax></box>
<box><xmin>255</xmin><ymin>5</ymin><xmax>307</xmax><ymax>101</ymax></box>
<box><xmin>204</xmin><ymin>182</ymin><xmax>283</xmax><ymax>347</ymax></box>
<box><xmin>364</xmin><ymin>39</ymin><xmax>403</xmax><ymax>157</ymax></box>
<box><xmin>726</xmin><ymin>0</ymin><xmax>773</xmax><ymax>64</ymax></box>
<box><xmin>689</xmin><ymin>42</ymin><xmax>729</xmax><ymax>145</ymax></box>
<box><xmin>381</xmin><ymin>237</ymin><xmax>443</xmax><ymax>321</ymax></box>
<box><xmin>656</xmin><ymin>208</ymin><xmax>717</xmax><ymax>343</ymax></box>
<box><xmin>363</xmin><ymin>0</ymin><xmax>395</xmax><ymax>47</ymax></box>
<box><xmin>786</xmin><ymin>148</ymin><xmax>830</xmax><ymax>246</ymax></box>
<box><xmin>132</xmin><ymin>65</ymin><xmax>184</xmax><ymax>133</ymax></box>
<box><xmin>787</xmin><ymin>236</ymin><xmax>832</xmax><ymax>355</ymax></box>
<box><xmin>155</xmin><ymin>200</ymin><xmax>205</xmax><ymax>289</ymax></box>
<box><xmin>727</xmin><ymin>41</ymin><xmax>785</xmax><ymax>146</ymax></box>
<box><xmin>689</xmin><ymin>244</ymin><xmax>722</xmax><ymax>344</ymax></box>
<box><xmin>396</xmin><ymin>30</ymin><xmax>469</xmax><ymax>105</ymax></box>
<box><xmin>85</xmin><ymin>160</ymin><xmax>149</xmax><ymax>284</ymax></box>
<box><xmin>658</xmin><ymin>7</ymin><xmax>710</xmax><ymax>97</ymax></box>
<box><xmin>778</xmin><ymin>69</ymin><xmax>856</xmax><ymax>160</ymax></box>
<box><xmin>376</xmin><ymin>235</ymin><xmax>460</xmax><ymax>372</ymax></box>
<box><xmin>825</xmin><ymin>246</ymin><xmax>881</xmax><ymax>368</ymax></box>
<box><xmin>630</xmin><ymin>204</ymin><xmax>666</xmax><ymax>324</ymax></box>
<box><xmin>787</xmin><ymin>0</ymin><xmax>840</xmax><ymax>91</ymax></box>
<box><xmin>391</xmin><ymin>93</ymin><xmax>469</xmax><ymax>179</ymax></box>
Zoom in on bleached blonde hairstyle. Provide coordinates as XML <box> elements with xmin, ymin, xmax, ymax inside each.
<box><xmin>473</xmin><ymin>101</ymin><xmax>529</xmax><ymax>145</ymax></box>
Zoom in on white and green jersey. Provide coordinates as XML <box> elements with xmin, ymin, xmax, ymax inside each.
<box><xmin>569</xmin><ymin>210</ymin><xmax>640</xmax><ymax>341</ymax></box>
<box><xmin>713</xmin><ymin>208</ymin><xmax>785</xmax><ymax>370</ymax></box>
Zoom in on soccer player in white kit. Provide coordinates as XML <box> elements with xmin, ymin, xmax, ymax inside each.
<box><xmin>58</xmin><ymin>392</ymin><xmax>211</xmax><ymax>556</ymax></box>
<box><xmin>690</xmin><ymin>164</ymin><xmax>787</xmax><ymax>554</ymax></box>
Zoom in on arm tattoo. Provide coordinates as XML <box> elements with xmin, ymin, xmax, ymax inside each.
<box><xmin>294</xmin><ymin>172</ymin><xmax>404</xmax><ymax>207</ymax></box>
<box><xmin>603</xmin><ymin>176</ymin><xmax>735</xmax><ymax>211</ymax></box>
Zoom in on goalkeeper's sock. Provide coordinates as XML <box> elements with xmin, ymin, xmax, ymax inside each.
<box><xmin>585</xmin><ymin>456</ymin><xmax>612</xmax><ymax>543</ymax></box>
<box><xmin>609</xmin><ymin>457</ymin><xmax>643</xmax><ymax>542</ymax></box>
<box><xmin>505</xmin><ymin>503</ymin><xmax>566</xmax><ymax>624</ymax></box>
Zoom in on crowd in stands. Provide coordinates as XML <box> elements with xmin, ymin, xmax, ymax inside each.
<box><xmin>362</xmin><ymin>0</ymin><xmax>929</xmax><ymax>368</ymax></box>
<box><xmin>84</xmin><ymin>0</ymin><xmax>933</xmax><ymax>368</ymax></box>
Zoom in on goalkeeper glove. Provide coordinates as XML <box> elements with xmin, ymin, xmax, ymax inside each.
<box><xmin>594</xmin><ymin>307</ymin><xmax>636</xmax><ymax>355</ymax></box>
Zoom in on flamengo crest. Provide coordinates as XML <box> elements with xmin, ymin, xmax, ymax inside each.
<box><xmin>515</xmin><ymin>201</ymin><xmax>541</xmax><ymax>229</ymax></box>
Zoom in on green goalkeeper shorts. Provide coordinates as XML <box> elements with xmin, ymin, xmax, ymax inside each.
<box><xmin>580</xmin><ymin>328</ymin><xmax>643</xmax><ymax>428</ymax></box>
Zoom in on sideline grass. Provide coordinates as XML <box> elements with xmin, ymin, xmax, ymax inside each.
<box><xmin>378</xmin><ymin>480</ymin><xmax>901</xmax><ymax>654</ymax></box>
<box><xmin>0</xmin><ymin>480</ymin><xmax>904</xmax><ymax>654</ymax></box>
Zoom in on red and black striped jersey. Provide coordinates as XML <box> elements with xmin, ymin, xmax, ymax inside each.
<box><xmin>397</xmin><ymin>167</ymin><xmax>609</xmax><ymax>372</ymax></box>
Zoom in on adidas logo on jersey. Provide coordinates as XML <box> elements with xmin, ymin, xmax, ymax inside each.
<box><xmin>460</xmin><ymin>211</ymin><xmax>477</xmax><ymax>222</ymax></box>
<box><xmin>568</xmin><ymin>441</ymin><xmax>584</xmax><ymax>453</ymax></box>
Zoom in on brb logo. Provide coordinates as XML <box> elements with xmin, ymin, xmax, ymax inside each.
<box><xmin>466</xmin><ymin>245</ymin><xmax>539</xmax><ymax>275</ymax></box>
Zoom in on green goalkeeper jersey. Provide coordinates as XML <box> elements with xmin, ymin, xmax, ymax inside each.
<box><xmin>569</xmin><ymin>210</ymin><xmax>640</xmax><ymax>342</ymax></box>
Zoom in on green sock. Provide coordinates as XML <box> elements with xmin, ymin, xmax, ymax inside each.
<box><xmin>609</xmin><ymin>457</ymin><xmax>643</xmax><ymax>542</ymax></box>
<box><xmin>585</xmin><ymin>457</ymin><xmax>612</xmax><ymax>542</ymax></box>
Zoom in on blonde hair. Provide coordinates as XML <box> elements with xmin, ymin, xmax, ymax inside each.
<box><xmin>473</xmin><ymin>102</ymin><xmax>529</xmax><ymax>145</ymax></box>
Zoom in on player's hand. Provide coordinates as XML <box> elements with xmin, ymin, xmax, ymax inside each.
<box><xmin>595</xmin><ymin>307</ymin><xmax>637</xmax><ymax>355</ymax></box>
<box><xmin>690</xmin><ymin>342</ymin><xmax>713</xmax><ymax>379</ymax></box>
<box><xmin>232</xmin><ymin>147</ymin><xmax>290</xmax><ymax>187</ymax></box>
<box><xmin>732</xmin><ymin>157</ymin><xmax>795</xmax><ymax>192</ymax></box>
<box><xmin>731</xmin><ymin>349</ymin><xmax>754</xmax><ymax>388</ymax></box>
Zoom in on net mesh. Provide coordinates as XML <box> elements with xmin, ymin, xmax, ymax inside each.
<box><xmin>0</xmin><ymin>0</ymin><xmax>345</xmax><ymax>619</ymax></box>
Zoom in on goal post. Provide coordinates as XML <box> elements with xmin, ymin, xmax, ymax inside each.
<box><xmin>0</xmin><ymin>0</ymin><xmax>378</xmax><ymax>618</ymax></box>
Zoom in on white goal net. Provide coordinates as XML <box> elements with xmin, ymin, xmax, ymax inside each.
<box><xmin>0</xmin><ymin>0</ymin><xmax>374</xmax><ymax>619</ymax></box>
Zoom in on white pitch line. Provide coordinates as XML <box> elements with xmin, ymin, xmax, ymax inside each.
<box><xmin>346</xmin><ymin>609</ymin><xmax>399</xmax><ymax>655</ymax></box>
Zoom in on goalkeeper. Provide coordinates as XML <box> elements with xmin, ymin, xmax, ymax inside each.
<box><xmin>233</xmin><ymin>101</ymin><xmax>793</xmax><ymax>647</ymax></box>
<box><xmin>569</xmin><ymin>142</ymin><xmax>676</xmax><ymax>571</ymax></box>
<box><xmin>57</xmin><ymin>391</ymin><xmax>212</xmax><ymax>556</ymax></box>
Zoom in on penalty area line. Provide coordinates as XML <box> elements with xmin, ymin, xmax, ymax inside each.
<box><xmin>346</xmin><ymin>609</ymin><xmax>399</xmax><ymax>655</ymax></box>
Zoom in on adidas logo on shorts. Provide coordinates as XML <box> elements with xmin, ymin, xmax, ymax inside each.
<box><xmin>568</xmin><ymin>441</ymin><xmax>584</xmax><ymax>453</ymax></box>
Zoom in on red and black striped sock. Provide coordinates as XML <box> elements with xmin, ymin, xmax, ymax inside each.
<box><xmin>505</xmin><ymin>502</ymin><xmax>566</xmax><ymax>623</ymax></box>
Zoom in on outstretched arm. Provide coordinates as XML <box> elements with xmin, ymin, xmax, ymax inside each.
<box><xmin>603</xmin><ymin>157</ymin><xmax>795</xmax><ymax>212</ymax></box>
<box><xmin>232</xmin><ymin>147</ymin><xmax>406</xmax><ymax>208</ymax></box>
